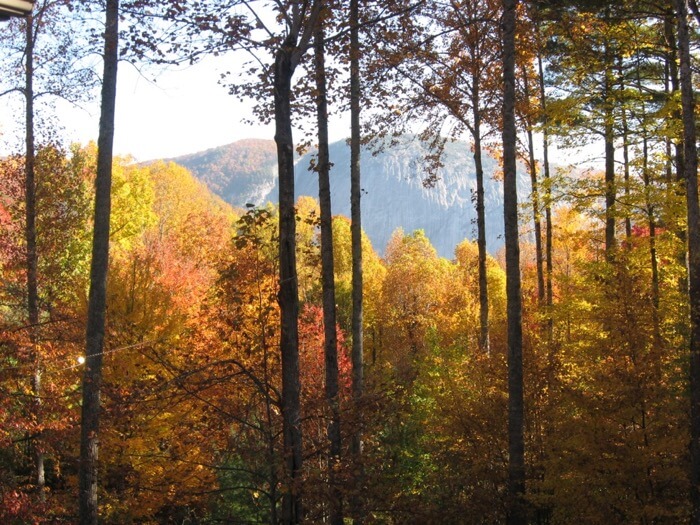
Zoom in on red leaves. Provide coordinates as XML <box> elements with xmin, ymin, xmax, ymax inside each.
<box><xmin>299</xmin><ymin>304</ymin><xmax>352</xmax><ymax>400</ymax></box>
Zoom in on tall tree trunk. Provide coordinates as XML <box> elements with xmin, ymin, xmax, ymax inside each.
<box><xmin>664</xmin><ymin>49</ymin><xmax>674</xmax><ymax>186</ymax></box>
<box><xmin>24</xmin><ymin>11</ymin><xmax>44</xmax><ymax>499</ymax></box>
<box><xmin>603</xmin><ymin>36</ymin><xmax>616</xmax><ymax>258</ymax></box>
<box><xmin>275</xmin><ymin>37</ymin><xmax>303</xmax><ymax>525</ymax></box>
<box><xmin>314</xmin><ymin>15</ymin><xmax>343</xmax><ymax>525</ymax></box>
<box><xmin>523</xmin><ymin>71</ymin><xmax>545</xmax><ymax>305</ymax></box>
<box><xmin>273</xmin><ymin>7</ymin><xmax>322</xmax><ymax>522</ymax></box>
<box><xmin>537</xmin><ymin>52</ymin><xmax>554</xmax><ymax>344</ymax></box>
<box><xmin>502</xmin><ymin>1</ymin><xmax>525</xmax><ymax>523</ymax></box>
<box><xmin>78</xmin><ymin>0</ymin><xmax>118</xmax><ymax>523</ymax></box>
<box><xmin>665</xmin><ymin>9</ymin><xmax>689</xmax><ymax>299</ymax></box>
<box><xmin>349</xmin><ymin>0</ymin><xmax>365</xmax><ymax>521</ymax></box>
<box><xmin>618</xmin><ymin>58</ymin><xmax>632</xmax><ymax>242</ymax></box>
<box><xmin>635</xmin><ymin>59</ymin><xmax>662</xmax><ymax>341</ymax></box>
<box><xmin>472</xmin><ymin>77</ymin><xmax>490</xmax><ymax>353</ymax></box>
<box><xmin>665</xmin><ymin>11</ymin><xmax>684</xmax><ymax>186</ymax></box>
<box><xmin>642</xmin><ymin>135</ymin><xmax>661</xmax><ymax>340</ymax></box>
<box><xmin>676</xmin><ymin>2</ymin><xmax>700</xmax><ymax>523</ymax></box>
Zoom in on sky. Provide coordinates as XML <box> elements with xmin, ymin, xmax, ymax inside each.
<box><xmin>112</xmin><ymin>59</ymin><xmax>275</xmax><ymax>161</ymax></box>
<box><xmin>0</xmin><ymin>47</ymin><xmax>596</xmax><ymax>168</ymax></box>
<box><xmin>0</xmin><ymin>53</ymin><xmax>354</xmax><ymax>163</ymax></box>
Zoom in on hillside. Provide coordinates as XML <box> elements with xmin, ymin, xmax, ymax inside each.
<box><xmin>170</xmin><ymin>138</ymin><xmax>278</xmax><ymax>208</ymax></box>
<box><xmin>171</xmin><ymin>137</ymin><xmax>530</xmax><ymax>257</ymax></box>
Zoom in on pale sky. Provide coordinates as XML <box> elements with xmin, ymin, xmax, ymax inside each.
<box><xmin>0</xmin><ymin>51</ymin><xmax>593</xmax><ymax>168</ymax></box>
<box><xmin>0</xmin><ymin>54</ymin><xmax>350</xmax><ymax>162</ymax></box>
<box><xmin>113</xmin><ymin>59</ymin><xmax>275</xmax><ymax>161</ymax></box>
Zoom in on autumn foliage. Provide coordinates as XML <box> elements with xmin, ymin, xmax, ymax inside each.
<box><xmin>1</xmin><ymin>1</ymin><xmax>700</xmax><ymax>524</ymax></box>
<box><xmin>0</xmin><ymin>128</ymin><xmax>694</xmax><ymax>523</ymax></box>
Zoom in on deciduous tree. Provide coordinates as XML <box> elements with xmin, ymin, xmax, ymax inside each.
<box><xmin>501</xmin><ymin>0</ymin><xmax>525</xmax><ymax>522</ymax></box>
<box><xmin>675</xmin><ymin>0</ymin><xmax>700</xmax><ymax>520</ymax></box>
<box><xmin>78</xmin><ymin>0</ymin><xmax>119</xmax><ymax>522</ymax></box>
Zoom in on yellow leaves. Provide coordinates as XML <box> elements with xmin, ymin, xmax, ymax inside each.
<box><xmin>147</xmin><ymin>160</ymin><xmax>235</xmax><ymax>260</ymax></box>
<box><xmin>110</xmin><ymin>156</ymin><xmax>157</xmax><ymax>253</ymax></box>
<box><xmin>77</xmin><ymin>157</ymin><xmax>244</xmax><ymax>521</ymax></box>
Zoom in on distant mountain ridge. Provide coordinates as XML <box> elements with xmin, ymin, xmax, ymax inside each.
<box><xmin>169</xmin><ymin>137</ymin><xmax>530</xmax><ymax>258</ymax></box>
<box><xmin>171</xmin><ymin>139</ymin><xmax>278</xmax><ymax>207</ymax></box>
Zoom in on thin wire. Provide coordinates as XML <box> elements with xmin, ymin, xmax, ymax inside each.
<box><xmin>0</xmin><ymin>340</ymin><xmax>155</xmax><ymax>375</ymax></box>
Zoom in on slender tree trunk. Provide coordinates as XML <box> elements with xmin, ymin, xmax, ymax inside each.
<box><xmin>523</xmin><ymin>72</ymin><xmax>545</xmax><ymax>305</ymax></box>
<box><xmin>472</xmin><ymin>78</ymin><xmax>490</xmax><ymax>353</ymax></box>
<box><xmin>24</xmin><ymin>11</ymin><xmax>44</xmax><ymax>499</ymax></box>
<box><xmin>665</xmin><ymin>47</ymin><xmax>673</xmax><ymax>187</ymax></box>
<box><xmin>642</xmin><ymin>136</ymin><xmax>661</xmax><ymax>339</ymax></box>
<box><xmin>526</xmin><ymin>132</ymin><xmax>544</xmax><ymax>304</ymax></box>
<box><xmin>618</xmin><ymin>59</ymin><xmax>632</xmax><ymax>242</ymax></box>
<box><xmin>676</xmin><ymin>3</ymin><xmax>700</xmax><ymax>523</ymax></box>
<box><xmin>314</xmin><ymin>16</ymin><xmax>343</xmax><ymax>525</ymax></box>
<box><xmin>273</xmin><ymin>7</ymin><xmax>322</xmax><ymax>522</ymax></box>
<box><xmin>260</xmin><ymin>302</ymin><xmax>279</xmax><ymax>525</ymax></box>
<box><xmin>267</xmin><ymin>406</ymin><xmax>279</xmax><ymax>525</ymax></box>
<box><xmin>603</xmin><ymin>37</ymin><xmax>616</xmax><ymax>258</ymax></box>
<box><xmin>502</xmin><ymin>1</ymin><xmax>525</xmax><ymax>523</ymax></box>
<box><xmin>664</xmin><ymin>12</ymin><xmax>685</xmax><ymax>189</ymax></box>
<box><xmin>665</xmin><ymin>11</ymin><xmax>689</xmax><ymax>300</ymax></box>
<box><xmin>349</xmin><ymin>0</ymin><xmax>365</xmax><ymax>521</ymax></box>
<box><xmin>275</xmin><ymin>37</ymin><xmax>303</xmax><ymax>525</ymax></box>
<box><xmin>670</xmin><ymin>16</ymin><xmax>684</xmax><ymax>184</ymax></box>
<box><xmin>604</xmin><ymin>115</ymin><xmax>616</xmax><ymax>255</ymax></box>
<box><xmin>78</xmin><ymin>1</ymin><xmax>118</xmax><ymax>523</ymax></box>
<box><xmin>635</xmin><ymin>60</ymin><xmax>661</xmax><ymax>341</ymax></box>
<box><xmin>537</xmin><ymin>52</ymin><xmax>554</xmax><ymax>343</ymax></box>
<box><xmin>533</xmin><ymin>42</ymin><xmax>556</xmax><ymax>524</ymax></box>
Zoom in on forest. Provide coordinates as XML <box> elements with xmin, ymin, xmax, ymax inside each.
<box><xmin>1</xmin><ymin>0</ymin><xmax>699</xmax><ymax>524</ymax></box>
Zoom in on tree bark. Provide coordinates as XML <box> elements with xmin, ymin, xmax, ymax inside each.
<box><xmin>523</xmin><ymin>71</ymin><xmax>545</xmax><ymax>305</ymax></box>
<box><xmin>78</xmin><ymin>0</ymin><xmax>118</xmax><ymax>523</ymax></box>
<box><xmin>603</xmin><ymin>35</ymin><xmax>616</xmax><ymax>258</ymax></box>
<box><xmin>24</xmin><ymin>11</ymin><xmax>44</xmax><ymax>499</ymax></box>
<box><xmin>502</xmin><ymin>1</ymin><xmax>525</xmax><ymax>523</ymax></box>
<box><xmin>642</xmin><ymin>135</ymin><xmax>661</xmax><ymax>340</ymax></box>
<box><xmin>664</xmin><ymin>9</ymin><xmax>689</xmax><ymax>299</ymax></box>
<box><xmin>634</xmin><ymin>59</ymin><xmax>661</xmax><ymax>341</ymax></box>
<box><xmin>349</xmin><ymin>0</ymin><xmax>365</xmax><ymax>522</ymax></box>
<box><xmin>675</xmin><ymin>2</ymin><xmax>700</xmax><ymax>523</ymax></box>
<box><xmin>537</xmin><ymin>52</ymin><xmax>554</xmax><ymax>343</ymax></box>
<box><xmin>275</xmin><ymin>37</ymin><xmax>303</xmax><ymax>525</ymax></box>
<box><xmin>314</xmin><ymin>14</ymin><xmax>343</xmax><ymax>525</ymax></box>
<box><xmin>273</xmin><ymin>6</ymin><xmax>322</xmax><ymax>522</ymax></box>
<box><xmin>618</xmin><ymin>58</ymin><xmax>632</xmax><ymax>242</ymax></box>
<box><xmin>471</xmin><ymin>77</ymin><xmax>490</xmax><ymax>353</ymax></box>
<box><xmin>663</xmin><ymin>12</ymin><xmax>685</xmax><ymax>188</ymax></box>
<box><xmin>665</xmin><ymin>12</ymin><xmax>684</xmax><ymax>187</ymax></box>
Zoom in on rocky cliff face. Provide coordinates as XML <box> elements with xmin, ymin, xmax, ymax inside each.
<box><xmin>172</xmin><ymin>136</ymin><xmax>531</xmax><ymax>258</ymax></box>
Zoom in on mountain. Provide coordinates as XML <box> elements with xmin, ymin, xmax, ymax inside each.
<box><xmin>170</xmin><ymin>139</ymin><xmax>278</xmax><ymax>207</ymax></box>
<box><xmin>170</xmin><ymin>137</ymin><xmax>530</xmax><ymax>258</ymax></box>
<box><xmin>293</xmin><ymin>137</ymin><xmax>530</xmax><ymax>257</ymax></box>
